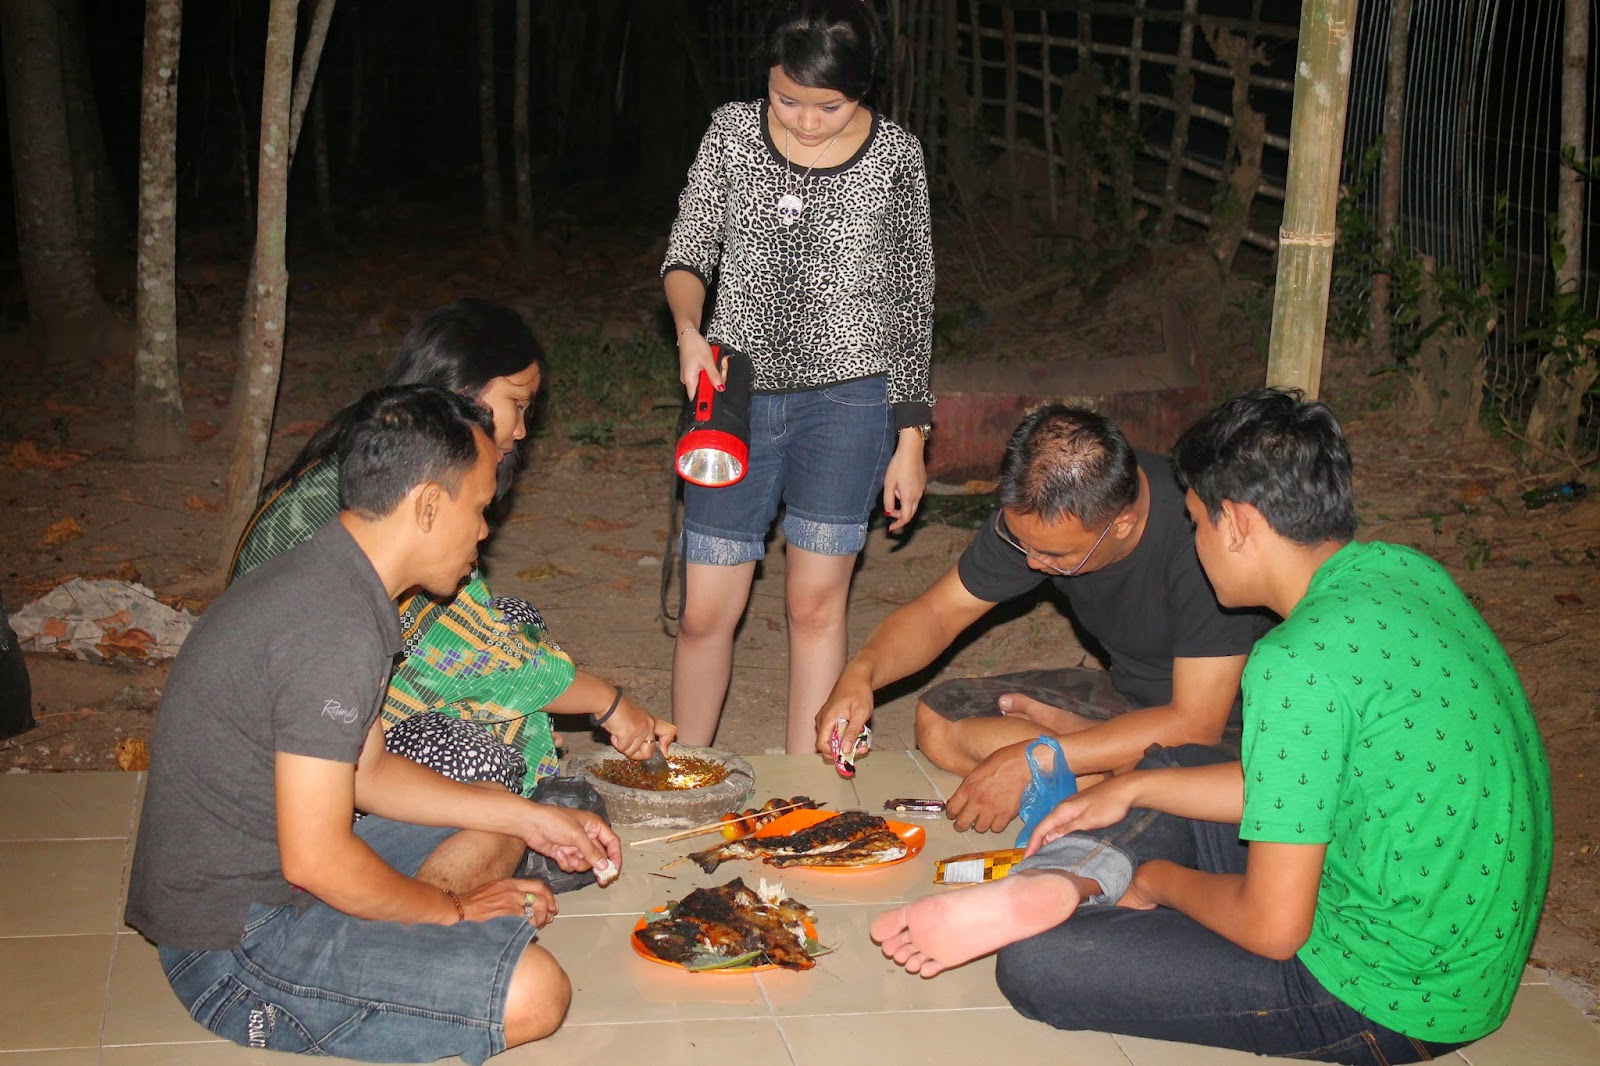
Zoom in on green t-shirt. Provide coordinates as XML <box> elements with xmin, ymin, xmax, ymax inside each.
<box><xmin>1240</xmin><ymin>541</ymin><xmax>1551</xmax><ymax>1042</ymax></box>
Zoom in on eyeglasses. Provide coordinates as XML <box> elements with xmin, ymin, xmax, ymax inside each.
<box><xmin>993</xmin><ymin>511</ymin><xmax>1116</xmax><ymax>577</ymax></box>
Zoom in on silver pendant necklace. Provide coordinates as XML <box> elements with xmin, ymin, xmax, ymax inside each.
<box><xmin>778</xmin><ymin>124</ymin><xmax>845</xmax><ymax>226</ymax></box>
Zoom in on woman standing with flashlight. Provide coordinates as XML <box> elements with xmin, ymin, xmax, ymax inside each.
<box><xmin>662</xmin><ymin>0</ymin><xmax>935</xmax><ymax>754</ymax></box>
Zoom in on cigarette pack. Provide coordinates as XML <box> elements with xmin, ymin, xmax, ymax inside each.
<box><xmin>933</xmin><ymin>847</ymin><xmax>1028</xmax><ymax>884</ymax></box>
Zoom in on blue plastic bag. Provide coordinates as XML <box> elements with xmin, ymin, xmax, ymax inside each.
<box><xmin>1014</xmin><ymin>736</ymin><xmax>1079</xmax><ymax>846</ymax></box>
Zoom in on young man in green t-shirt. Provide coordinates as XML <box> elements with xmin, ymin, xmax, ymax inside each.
<box><xmin>869</xmin><ymin>389</ymin><xmax>1552</xmax><ymax>1064</ymax></box>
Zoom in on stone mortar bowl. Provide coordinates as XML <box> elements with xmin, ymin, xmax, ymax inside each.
<box><xmin>565</xmin><ymin>745</ymin><xmax>755</xmax><ymax>828</ymax></box>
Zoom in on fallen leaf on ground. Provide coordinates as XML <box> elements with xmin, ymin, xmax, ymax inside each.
<box><xmin>1554</xmin><ymin>593</ymin><xmax>1584</xmax><ymax>606</ymax></box>
<box><xmin>115</xmin><ymin>736</ymin><xmax>151</xmax><ymax>771</ymax></box>
<box><xmin>42</xmin><ymin>399</ymin><xmax>88</xmax><ymax>416</ymax></box>
<box><xmin>516</xmin><ymin>563</ymin><xmax>574</xmax><ymax>581</ymax></box>
<box><xmin>42</xmin><ymin>516</ymin><xmax>84</xmax><ymax>546</ymax></box>
<box><xmin>606</xmin><ymin>577</ymin><xmax>633</xmax><ymax>590</ymax></box>
<box><xmin>187</xmin><ymin>419</ymin><xmax>219</xmax><ymax>443</ymax></box>
<box><xmin>592</xmin><ymin>544</ymin><xmax>647</xmax><ymax>561</ymax></box>
<box><xmin>583</xmin><ymin>515</ymin><xmax>634</xmax><ymax>532</ymax></box>
<box><xmin>277</xmin><ymin>419</ymin><xmax>322</xmax><ymax>437</ymax></box>
<box><xmin>6</xmin><ymin>441</ymin><xmax>88</xmax><ymax>471</ymax></box>
<box><xmin>184</xmin><ymin>495</ymin><xmax>224</xmax><ymax>512</ymax></box>
<box><xmin>98</xmin><ymin>627</ymin><xmax>157</xmax><ymax>660</ymax></box>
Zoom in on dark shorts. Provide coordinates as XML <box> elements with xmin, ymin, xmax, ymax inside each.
<box><xmin>921</xmin><ymin>667</ymin><xmax>1242</xmax><ymax>752</ymax></box>
<box><xmin>157</xmin><ymin>816</ymin><xmax>538</xmax><ymax>1064</ymax></box>
<box><xmin>920</xmin><ymin>667</ymin><xmax>1135</xmax><ymax>724</ymax></box>
<box><xmin>682</xmin><ymin>376</ymin><xmax>896</xmax><ymax>563</ymax></box>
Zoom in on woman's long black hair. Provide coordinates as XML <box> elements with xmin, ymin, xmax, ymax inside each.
<box><xmin>260</xmin><ymin>299</ymin><xmax>545</xmax><ymax>501</ymax></box>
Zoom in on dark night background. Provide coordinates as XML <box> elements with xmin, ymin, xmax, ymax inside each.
<box><xmin>0</xmin><ymin>0</ymin><xmax>729</xmax><ymax>323</ymax></box>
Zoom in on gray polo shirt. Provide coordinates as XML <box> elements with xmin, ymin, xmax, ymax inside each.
<box><xmin>125</xmin><ymin>521</ymin><xmax>402</xmax><ymax>950</ymax></box>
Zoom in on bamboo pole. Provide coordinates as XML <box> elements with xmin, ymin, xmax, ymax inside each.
<box><xmin>1370</xmin><ymin>0</ymin><xmax>1412</xmax><ymax>361</ymax></box>
<box><xmin>1265</xmin><ymin>0</ymin><xmax>1360</xmax><ymax>398</ymax></box>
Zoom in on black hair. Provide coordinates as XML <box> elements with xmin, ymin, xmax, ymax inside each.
<box><xmin>996</xmin><ymin>405</ymin><xmax>1141</xmax><ymax>526</ymax></box>
<box><xmin>1171</xmin><ymin>387</ymin><xmax>1358</xmax><ymax>546</ymax></box>
<box><xmin>337</xmin><ymin>386</ymin><xmax>494</xmax><ymax>520</ymax></box>
<box><xmin>260</xmin><ymin>299</ymin><xmax>543</xmax><ymax>500</ymax></box>
<box><xmin>761</xmin><ymin>0</ymin><xmax>884</xmax><ymax>101</ymax></box>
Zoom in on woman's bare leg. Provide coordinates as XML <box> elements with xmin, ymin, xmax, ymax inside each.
<box><xmin>671</xmin><ymin>560</ymin><xmax>758</xmax><ymax>746</ymax></box>
<box><xmin>783</xmin><ymin>547</ymin><xmax>857</xmax><ymax>754</ymax></box>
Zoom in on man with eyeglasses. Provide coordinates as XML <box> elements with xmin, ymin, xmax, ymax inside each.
<box><xmin>815</xmin><ymin>404</ymin><xmax>1274</xmax><ymax>833</ymax></box>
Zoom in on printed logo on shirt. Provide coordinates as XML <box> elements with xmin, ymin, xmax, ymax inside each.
<box><xmin>321</xmin><ymin>699</ymin><xmax>360</xmax><ymax>724</ymax></box>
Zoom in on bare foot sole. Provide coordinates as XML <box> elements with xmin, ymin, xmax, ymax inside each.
<box><xmin>868</xmin><ymin>870</ymin><xmax>1088</xmax><ymax>977</ymax></box>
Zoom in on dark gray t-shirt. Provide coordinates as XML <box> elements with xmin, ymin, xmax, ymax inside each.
<box><xmin>958</xmin><ymin>452</ymin><xmax>1275</xmax><ymax>713</ymax></box>
<box><xmin>125</xmin><ymin>521</ymin><xmax>401</xmax><ymax>950</ymax></box>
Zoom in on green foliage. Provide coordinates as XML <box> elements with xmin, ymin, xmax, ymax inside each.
<box><xmin>1230</xmin><ymin>280</ymin><xmax>1274</xmax><ymax>357</ymax></box>
<box><xmin>1329</xmin><ymin>144</ymin><xmax>1383</xmax><ymax>342</ymax></box>
<box><xmin>542</xmin><ymin>332</ymin><xmax>680</xmax><ymax>443</ymax></box>
<box><xmin>1514</xmin><ymin>220</ymin><xmax>1600</xmax><ymax>381</ymax></box>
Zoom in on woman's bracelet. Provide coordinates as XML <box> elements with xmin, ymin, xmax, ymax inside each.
<box><xmin>676</xmin><ymin>324</ymin><xmax>699</xmax><ymax>344</ymax></box>
<box><xmin>592</xmin><ymin>687</ymin><xmax>624</xmax><ymax>728</ymax></box>
<box><xmin>443</xmin><ymin>887</ymin><xmax>466</xmax><ymax>922</ymax></box>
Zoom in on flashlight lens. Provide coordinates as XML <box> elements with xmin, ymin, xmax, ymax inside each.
<box><xmin>677</xmin><ymin>449</ymin><xmax>745</xmax><ymax>487</ymax></box>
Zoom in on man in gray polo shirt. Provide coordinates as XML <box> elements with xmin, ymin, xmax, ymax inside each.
<box><xmin>126</xmin><ymin>387</ymin><xmax>620</xmax><ymax>1064</ymax></box>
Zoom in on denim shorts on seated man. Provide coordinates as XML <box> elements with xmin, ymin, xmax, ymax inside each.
<box><xmin>683</xmin><ymin>375</ymin><xmax>895</xmax><ymax>564</ymax></box>
<box><xmin>157</xmin><ymin>815</ymin><xmax>538</xmax><ymax>1064</ymax></box>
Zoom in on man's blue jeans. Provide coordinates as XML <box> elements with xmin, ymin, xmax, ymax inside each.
<box><xmin>995</xmin><ymin>745</ymin><xmax>1465</xmax><ymax>1065</ymax></box>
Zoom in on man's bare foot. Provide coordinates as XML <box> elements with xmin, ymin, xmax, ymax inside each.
<box><xmin>996</xmin><ymin>694</ymin><xmax>1095</xmax><ymax>735</ymax></box>
<box><xmin>868</xmin><ymin>869</ymin><xmax>1092</xmax><ymax>977</ymax></box>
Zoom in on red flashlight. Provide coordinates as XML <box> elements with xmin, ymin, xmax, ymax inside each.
<box><xmin>675</xmin><ymin>347</ymin><xmax>752</xmax><ymax>488</ymax></box>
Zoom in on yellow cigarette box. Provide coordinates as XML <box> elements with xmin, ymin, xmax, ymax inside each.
<box><xmin>934</xmin><ymin>847</ymin><xmax>1028</xmax><ymax>884</ymax></box>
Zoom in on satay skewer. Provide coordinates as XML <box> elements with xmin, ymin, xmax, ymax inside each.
<box><xmin>628</xmin><ymin>800</ymin><xmax>820</xmax><ymax>847</ymax></box>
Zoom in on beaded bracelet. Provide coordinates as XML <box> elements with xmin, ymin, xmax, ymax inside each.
<box><xmin>443</xmin><ymin>887</ymin><xmax>466</xmax><ymax>922</ymax></box>
<box><xmin>592</xmin><ymin>687</ymin><xmax>624</xmax><ymax>728</ymax></box>
<box><xmin>675</xmin><ymin>325</ymin><xmax>699</xmax><ymax>344</ymax></box>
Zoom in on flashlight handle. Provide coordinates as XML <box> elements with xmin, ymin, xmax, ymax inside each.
<box><xmin>692</xmin><ymin>344</ymin><xmax>723</xmax><ymax>424</ymax></box>
<box><xmin>693</xmin><ymin>371</ymin><xmax>715</xmax><ymax>423</ymax></box>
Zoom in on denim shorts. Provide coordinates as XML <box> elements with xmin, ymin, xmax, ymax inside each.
<box><xmin>156</xmin><ymin>816</ymin><xmax>538</xmax><ymax>1064</ymax></box>
<box><xmin>682</xmin><ymin>375</ymin><xmax>895</xmax><ymax>564</ymax></box>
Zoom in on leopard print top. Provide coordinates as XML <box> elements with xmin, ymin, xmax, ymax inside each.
<box><xmin>663</xmin><ymin>100</ymin><xmax>934</xmax><ymax>429</ymax></box>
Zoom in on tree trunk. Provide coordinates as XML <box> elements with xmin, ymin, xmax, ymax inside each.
<box><xmin>59</xmin><ymin>0</ymin><xmax>128</xmax><ymax>275</ymax></box>
<box><xmin>132</xmin><ymin>0</ymin><xmax>187</xmax><ymax>461</ymax></box>
<box><xmin>226</xmin><ymin>0</ymin><xmax>337</xmax><ymax>439</ymax></box>
<box><xmin>1370</xmin><ymin>0</ymin><xmax>1413</xmax><ymax>361</ymax></box>
<box><xmin>478</xmin><ymin>0</ymin><xmax>504</xmax><ymax>233</ymax></box>
<box><xmin>513</xmin><ymin>0</ymin><xmax>533</xmax><ymax>259</ymax></box>
<box><xmin>1264</xmin><ymin>0</ymin><xmax>1358</xmax><ymax>399</ymax></box>
<box><xmin>1525</xmin><ymin>0</ymin><xmax>1595</xmax><ymax>449</ymax></box>
<box><xmin>216</xmin><ymin>0</ymin><xmax>298</xmax><ymax>572</ymax></box>
<box><xmin>287</xmin><ymin>0</ymin><xmax>338</xmax><ymax>168</ymax></box>
<box><xmin>0</xmin><ymin>0</ymin><xmax>111</xmax><ymax>350</ymax></box>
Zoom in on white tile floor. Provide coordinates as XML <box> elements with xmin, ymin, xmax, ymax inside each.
<box><xmin>2</xmin><ymin>758</ymin><xmax>1596</xmax><ymax>1065</ymax></box>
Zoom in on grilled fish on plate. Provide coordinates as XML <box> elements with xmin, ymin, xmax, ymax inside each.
<box><xmin>689</xmin><ymin>809</ymin><xmax>909</xmax><ymax>873</ymax></box>
<box><xmin>632</xmin><ymin>878</ymin><xmax>820</xmax><ymax>971</ymax></box>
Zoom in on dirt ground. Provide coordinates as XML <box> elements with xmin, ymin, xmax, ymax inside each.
<box><xmin>2</xmin><ymin>210</ymin><xmax>1597</xmax><ymax>1006</ymax></box>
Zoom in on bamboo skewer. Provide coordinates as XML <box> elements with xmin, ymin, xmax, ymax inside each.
<box><xmin>628</xmin><ymin>801</ymin><xmax>822</xmax><ymax>847</ymax></box>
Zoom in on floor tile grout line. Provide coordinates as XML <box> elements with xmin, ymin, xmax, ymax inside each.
<box><xmin>770</xmin><ymin>1015</ymin><xmax>802</xmax><ymax>1065</ymax></box>
<box><xmin>0</xmin><ymin>835</ymin><xmax>130</xmax><ymax>843</ymax></box>
<box><xmin>96</xmin><ymin>930</ymin><xmax>121</xmax><ymax>1053</ymax></box>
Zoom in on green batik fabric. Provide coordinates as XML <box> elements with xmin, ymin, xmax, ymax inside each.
<box><xmin>230</xmin><ymin>459</ymin><xmax>343</xmax><ymax>583</ymax></box>
<box><xmin>382</xmin><ymin>577</ymin><xmax>574</xmax><ymax>794</ymax></box>
<box><xmin>230</xmin><ymin>456</ymin><xmax>575</xmax><ymax>794</ymax></box>
<box><xmin>1240</xmin><ymin>541</ymin><xmax>1552</xmax><ymax>1043</ymax></box>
